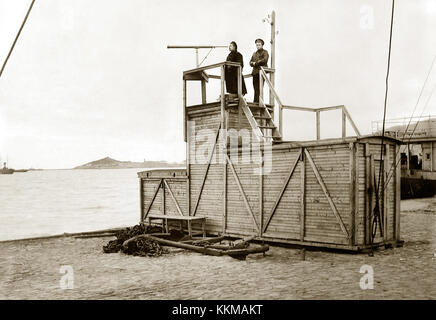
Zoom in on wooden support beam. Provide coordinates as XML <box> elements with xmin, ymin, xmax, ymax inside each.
<box><xmin>343</xmin><ymin>106</ymin><xmax>361</xmax><ymax>137</ymax></box>
<box><xmin>163</xmin><ymin>179</ymin><xmax>184</xmax><ymax>216</ymax></box>
<box><xmin>259</xmin><ymin>71</ymin><xmax>264</xmax><ymax>103</ymax></box>
<box><xmin>263</xmin><ymin>148</ymin><xmax>302</xmax><ymax>233</ymax></box>
<box><xmin>186</xmin><ymin>123</ymin><xmax>191</xmax><ymax>216</ymax></box>
<box><xmin>237</xmin><ymin>65</ymin><xmax>242</xmax><ymax>97</ymax></box>
<box><xmin>143</xmin><ymin>179</ymin><xmax>163</xmax><ymax>221</ymax></box>
<box><xmin>316</xmin><ymin>111</ymin><xmax>320</xmax><ymax>140</ymax></box>
<box><xmin>223</xmin><ymin>153</ymin><xmax>227</xmax><ymax>234</ymax></box>
<box><xmin>201</xmin><ymin>79</ymin><xmax>207</xmax><ymax>104</ymax></box>
<box><xmin>300</xmin><ymin>153</ymin><xmax>306</xmax><ymax>241</ymax></box>
<box><xmin>281</xmin><ymin>105</ymin><xmax>317</xmax><ymax>112</ymax></box>
<box><xmin>139</xmin><ymin>178</ymin><xmax>144</xmax><ymax>223</ymax></box>
<box><xmin>394</xmin><ymin>144</ymin><xmax>401</xmax><ymax>241</ymax></box>
<box><xmin>183</xmin><ymin>80</ymin><xmax>187</xmax><ymax>142</ymax></box>
<box><xmin>220</xmin><ymin>65</ymin><xmax>225</xmax><ymax>131</ymax></box>
<box><xmin>259</xmin><ymin>153</ymin><xmax>264</xmax><ymax>236</ymax></box>
<box><xmin>304</xmin><ymin>149</ymin><xmax>350</xmax><ymax>239</ymax></box>
<box><xmin>364</xmin><ymin>143</ymin><xmax>370</xmax><ymax>245</ymax></box>
<box><xmin>369</xmin><ymin>154</ymin><xmax>375</xmax><ymax>243</ymax></box>
<box><xmin>226</xmin><ymin>154</ymin><xmax>260</xmax><ymax>233</ymax></box>
<box><xmin>316</xmin><ymin>105</ymin><xmax>344</xmax><ymax>112</ymax></box>
<box><xmin>162</xmin><ymin>178</ymin><xmax>166</xmax><ymax>215</ymax></box>
<box><xmin>192</xmin><ymin>123</ymin><xmax>221</xmax><ymax>216</ymax></box>
<box><xmin>349</xmin><ymin>143</ymin><xmax>356</xmax><ymax>246</ymax></box>
<box><xmin>260</xmin><ymin>68</ymin><xmax>284</xmax><ymax>107</ymax></box>
<box><xmin>342</xmin><ymin>108</ymin><xmax>346</xmax><ymax>138</ymax></box>
<box><xmin>384</xmin><ymin>144</ymin><xmax>390</xmax><ymax>241</ymax></box>
<box><xmin>183</xmin><ymin>61</ymin><xmax>240</xmax><ymax>76</ymax></box>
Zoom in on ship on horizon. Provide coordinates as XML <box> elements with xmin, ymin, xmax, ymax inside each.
<box><xmin>0</xmin><ymin>162</ymin><xmax>14</xmax><ymax>175</ymax></box>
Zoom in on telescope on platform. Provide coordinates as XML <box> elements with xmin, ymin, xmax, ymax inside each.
<box><xmin>167</xmin><ymin>45</ymin><xmax>228</xmax><ymax>67</ymax></box>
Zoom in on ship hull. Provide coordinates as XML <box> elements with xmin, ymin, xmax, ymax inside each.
<box><xmin>401</xmin><ymin>169</ymin><xmax>436</xmax><ymax>199</ymax></box>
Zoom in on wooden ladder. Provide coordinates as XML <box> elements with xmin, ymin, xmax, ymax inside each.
<box><xmin>237</xmin><ymin>95</ymin><xmax>282</xmax><ymax>143</ymax></box>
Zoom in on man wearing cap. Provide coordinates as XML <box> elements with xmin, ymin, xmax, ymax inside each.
<box><xmin>249</xmin><ymin>38</ymin><xmax>269</xmax><ymax>103</ymax></box>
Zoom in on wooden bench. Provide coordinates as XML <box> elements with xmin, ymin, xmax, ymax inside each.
<box><xmin>147</xmin><ymin>214</ymin><xmax>206</xmax><ymax>237</ymax></box>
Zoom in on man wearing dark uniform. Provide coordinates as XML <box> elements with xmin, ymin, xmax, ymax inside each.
<box><xmin>249</xmin><ymin>38</ymin><xmax>269</xmax><ymax>103</ymax></box>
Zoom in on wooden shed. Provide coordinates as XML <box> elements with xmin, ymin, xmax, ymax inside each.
<box><xmin>138</xmin><ymin>61</ymin><xmax>402</xmax><ymax>251</ymax></box>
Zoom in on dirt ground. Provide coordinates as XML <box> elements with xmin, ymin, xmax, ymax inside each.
<box><xmin>1</xmin><ymin>197</ymin><xmax>435</xmax><ymax>300</ymax></box>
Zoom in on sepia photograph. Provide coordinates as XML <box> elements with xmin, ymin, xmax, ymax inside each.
<box><xmin>0</xmin><ymin>0</ymin><xmax>435</xmax><ymax>307</ymax></box>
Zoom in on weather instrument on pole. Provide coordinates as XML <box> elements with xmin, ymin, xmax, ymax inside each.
<box><xmin>167</xmin><ymin>45</ymin><xmax>228</xmax><ymax>67</ymax></box>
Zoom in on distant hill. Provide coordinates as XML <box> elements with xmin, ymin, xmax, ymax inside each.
<box><xmin>74</xmin><ymin>157</ymin><xmax>185</xmax><ymax>169</ymax></box>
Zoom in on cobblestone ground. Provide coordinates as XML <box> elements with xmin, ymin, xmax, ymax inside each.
<box><xmin>1</xmin><ymin>198</ymin><xmax>435</xmax><ymax>299</ymax></box>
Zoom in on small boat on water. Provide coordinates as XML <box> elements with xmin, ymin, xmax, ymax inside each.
<box><xmin>0</xmin><ymin>162</ymin><xmax>14</xmax><ymax>175</ymax></box>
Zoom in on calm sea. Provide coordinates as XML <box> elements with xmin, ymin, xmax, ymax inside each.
<box><xmin>0</xmin><ymin>168</ymin><xmax>147</xmax><ymax>241</ymax></box>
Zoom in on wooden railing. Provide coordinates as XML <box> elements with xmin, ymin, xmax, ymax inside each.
<box><xmin>258</xmin><ymin>67</ymin><xmax>361</xmax><ymax>140</ymax></box>
<box><xmin>183</xmin><ymin>62</ymin><xmax>361</xmax><ymax>141</ymax></box>
<box><xmin>183</xmin><ymin>61</ymin><xmax>275</xmax><ymax>141</ymax></box>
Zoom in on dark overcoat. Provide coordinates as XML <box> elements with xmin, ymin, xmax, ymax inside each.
<box><xmin>225</xmin><ymin>51</ymin><xmax>247</xmax><ymax>95</ymax></box>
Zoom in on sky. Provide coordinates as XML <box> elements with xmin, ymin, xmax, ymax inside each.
<box><xmin>0</xmin><ymin>0</ymin><xmax>435</xmax><ymax>169</ymax></box>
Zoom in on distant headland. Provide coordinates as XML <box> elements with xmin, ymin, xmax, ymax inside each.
<box><xmin>74</xmin><ymin>157</ymin><xmax>185</xmax><ymax>170</ymax></box>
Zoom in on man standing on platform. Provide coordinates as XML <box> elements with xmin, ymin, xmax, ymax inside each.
<box><xmin>249</xmin><ymin>38</ymin><xmax>269</xmax><ymax>103</ymax></box>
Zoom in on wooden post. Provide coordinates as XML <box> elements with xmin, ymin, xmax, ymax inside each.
<box><xmin>139</xmin><ymin>178</ymin><xmax>144</xmax><ymax>223</ymax></box>
<box><xmin>342</xmin><ymin>108</ymin><xmax>346</xmax><ymax>138</ymax></box>
<box><xmin>223</xmin><ymin>146</ymin><xmax>227</xmax><ymax>234</ymax></box>
<box><xmin>364</xmin><ymin>143</ymin><xmax>370</xmax><ymax>245</ymax></box>
<box><xmin>269</xmin><ymin>11</ymin><xmax>276</xmax><ymax>112</ymax></box>
<box><xmin>201</xmin><ymin>79</ymin><xmax>207</xmax><ymax>104</ymax></box>
<box><xmin>186</xmin><ymin>129</ymin><xmax>191</xmax><ymax>216</ymax></box>
<box><xmin>354</xmin><ymin>143</ymin><xmax>359</xmax><ymax>244</ymax></box>
<box><xmin>270</xmin><ymin>10</ymin><xmax>276</xmax><ymax>92</ymax></box>
<box><xmin>384</xmin><ymin>144</ymin><xmax>390</xmax><ymax>241</ymax></box>
<box><xmin>183</xmin><ymin>80</ymin><xmax>187</xmax><ymax>142</ymax></box>
<box><xmin>220</xmin><ymin>65</ymin><xmax>226</xmax><ymax>150</ymax></box>
<box><xmin>349</xmin><ymin>142</ymin><xmax>356</xmax><ymax>246</ymax></box>
<box><xmin>237</xmin><ymin>65</ymin><xmax>242</xmax><ymax>97</ymax></box>
<box><xmin>300</xmin><ymin>151</ymin><xmax>305</xmax><ymax>241</ymax></box>
<box><xmin>395</xmin><ymin>144</ymin><xmax>401</xmax><ymax>241</ymax></box>
<box><xmin>316</xmin><ymin>111</ymin><xmax>320</xmax><ymax>140</ymax></box>
<box><xmin>162</xmin><ymin>179</ymin><xmax>166</xmax><ymax>215</ymax></box>
<box><xmin>279</xmin><ymin>101</ymin><xmax>283</xmax><ymax>138</ymax></box>
<box><xmin>259</xmin><ymin>149</ymin><xmax>264</xmax><ymax>236</ymax></box>
<box><xmin>259</xmin><ymin>72</ymin><xmax>264</xmax><ymax>104</ymax></box>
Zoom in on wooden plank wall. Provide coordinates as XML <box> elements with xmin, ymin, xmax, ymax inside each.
<box><xmin>301</xmin><ymin>144</ymin><xmax>351</xmax><ymax>245</ymax></box>
<box><xmin>140</xmin><ymin>103</ymin><xmax>400</xmax><ymax>249</ymax></box>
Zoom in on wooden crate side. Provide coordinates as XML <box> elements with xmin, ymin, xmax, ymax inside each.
<box><xmin>191</xmin><ymin>163</ymin><xmax>224</xmax><ymax>232</ymax></box>
<box><xmin>262</xmin><ymin>148</ymin><xmax>302</xmax><ymax>239</ymax></box>
<box><xmin>142</xmin><ymin>179</ymin><xmax>163</xmax><ymax>218</ymax></box>
<box><xmin>225</xmin><ymin>161</ymin><xmax>260</xmax><ymax>235</ymax></box>
<box><xmin>164</xmin><ymin>179</ymin><xmax>188</xmax><ymax>216</ymax></box>
<box><xmin>303</xmin><ymin>144</ymin><xmax>351</xmax><ymax>245</ymax></box>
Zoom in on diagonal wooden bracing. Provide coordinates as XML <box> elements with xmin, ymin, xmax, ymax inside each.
<box><xmin>163</xmin><ymin>179</ymin><xmax>184</xmax><ymax>216</ymax></box>
<box><xmin>192</xmin><ymin>123</ymin><xmax>221</xmax><ymax>216</ymax></box>
<box><xmin>226</xmin><ymin>154</ymin><xmax>260</xmax><ymax>233</ymax></box>
<box><xmin>263</xmin><ymin>148</ymin><xmax>302</xmax><ymax>233</ymax></box>
<box><xmin>142</xmin><ymin>179</ymin><xmax>163</xmax><ymax>221</ymax></box>
<box><xmin>304</xmin><ymin>149</ymin><xmax>349</xmax><ymax>239</ymax></box>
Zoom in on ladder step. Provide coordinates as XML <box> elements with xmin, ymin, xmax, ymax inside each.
<box><xmin>248</xmin><ymin>105</ymin><xmax>272</xmax><ymax>110</ymax></box>
<box><xmin>258</xmin><ymin>125</ymin><xmax>277</xmax><ymax>129</ymax></box>
<box><xmin>254</xmin><ymin>116</ymin><xmax>271</xmax><ymax>120</ymax></box>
